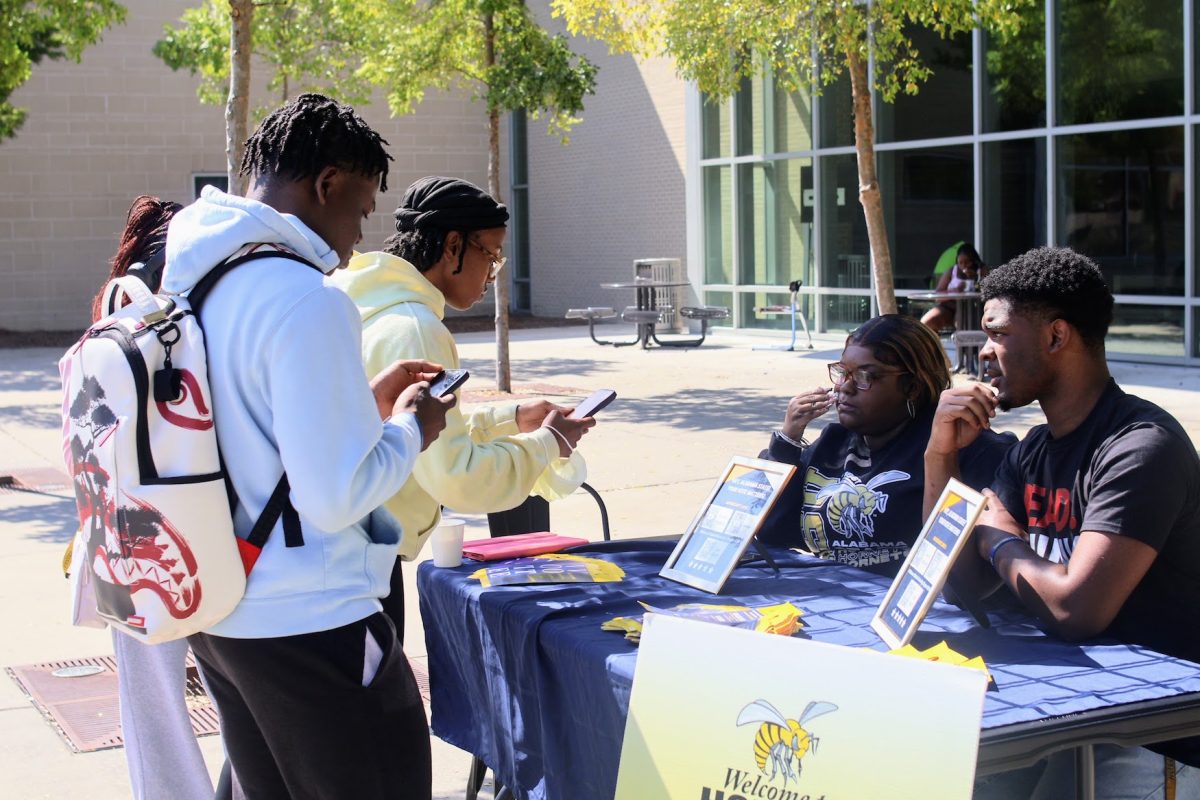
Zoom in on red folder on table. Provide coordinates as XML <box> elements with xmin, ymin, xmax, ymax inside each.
<box><xmin>461</xmin><ymin>531</ymin><xmax>588</xmax><ymax>561</ymax></box>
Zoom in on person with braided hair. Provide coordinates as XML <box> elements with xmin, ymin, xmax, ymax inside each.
<box><xmin>82</xmin><ymin>195</ymin><xmax>216</xmax><ymax>800</ymax></box>
<box><xmin>330</xmin><ymin>176</ymin><xmax>595</xmax><ymax>629</ymax></box>
<box><xmin>162</xmin><ymin>94</ymin><xmax>452</xmax><ymax>799</ymax></box>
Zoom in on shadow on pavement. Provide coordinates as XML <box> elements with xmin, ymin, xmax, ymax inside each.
<box><xmin>0</xmin><ymin>491</ymin><xmax>77</xmax><ymax>544</ymax></box>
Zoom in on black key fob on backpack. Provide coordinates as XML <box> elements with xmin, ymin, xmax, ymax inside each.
<box><xmin>153</xmin><ymin>367</ymin><xmax>183</xmax><ymax>402</ymax></box>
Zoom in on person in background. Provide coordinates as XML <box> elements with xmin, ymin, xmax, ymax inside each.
<box><xmin>83</xmin><ymin>195</ymin><xmax>215</xmax><ymax>800</ymax></box>
<box><xmin>923</xmin><ymin>246</ymin><xmax>1199</xmax><ymax>798</ymax></box>
<box><xmin>329</xmin><ymin>176</ymin><xmax>595</xmax><ymax>631</ymax></box>
<box><xmin>921</xmin><ymin>243</ymin><xmax>988</xmax><ymax>332</ymax></box>
<box><xmin>758</xmin><ymin>314</ymin><xmax>1014</xmax><ymax>576</ymax></box>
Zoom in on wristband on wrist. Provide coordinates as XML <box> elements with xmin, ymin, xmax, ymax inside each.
<box><xmin>987</xmin><ymin>535</ymin><xmax>1024</xmax><ymax>569</ymax></box>
<box><xmin>547</xmin><ymin>425</ymin><xmax>575</xmax><ymax>454</ymax></box>
<box><xmin>774</xmin><ymin>429</ymin><xmax>809</xmax><ymax>449</ymax></box>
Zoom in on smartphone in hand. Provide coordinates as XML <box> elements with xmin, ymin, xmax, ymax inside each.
<box><xmin>429</xmin><ymin>368</ymin><xmax>469</xmax><ymax>399</ymax></box>
<box><xmin>568</xmin><ymin>389</ymin><xmax>617</xmax><ymax>419</ymax></box>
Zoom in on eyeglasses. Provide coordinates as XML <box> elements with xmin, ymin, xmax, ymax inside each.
<box><xmin>468</xmin><ymin>239</ymin><xmax>507</xmax><ymax>279</ymax></box>
<box><xmin>827</xmin><ymin>362</ymin><xmax>907</xmax><ymax>391</ymax></box>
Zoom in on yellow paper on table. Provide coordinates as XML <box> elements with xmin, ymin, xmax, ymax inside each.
<box><xmin>471</xmin><ymin>553</ymin><xmax>625</xmax><ymax>587</ymax></box>
<box><xmin>886</xmin><ymin>640</ymin><xmax>994</xmax><ymax>686</ymax></box>
<box><xmin>602</xmin><ymin>601</ymin><xmax>804</xmax><ymax>646</ymax></box>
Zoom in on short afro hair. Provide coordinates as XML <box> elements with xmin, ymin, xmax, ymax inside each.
<box><xmin>980</xmin><ymin>246</ymin><xmax>1113</xmax><ymax>350</ymax></box>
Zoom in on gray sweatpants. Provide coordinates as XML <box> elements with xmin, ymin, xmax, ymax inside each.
<box><xmin>112</xmin><ymin>630</ymin><xmax>214</xmax><ymax>800</ymax></box>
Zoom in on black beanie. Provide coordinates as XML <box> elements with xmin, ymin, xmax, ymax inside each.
<box><xmin>394</xmin><ymin>176</ymin><xmax>509</xmax><ymax>232</ymax></box>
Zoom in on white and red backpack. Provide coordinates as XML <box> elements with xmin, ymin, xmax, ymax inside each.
<box><xmin>60</xmin><ymin>248</ymin><xmax>316</xmax><ymax>643</ymax></box>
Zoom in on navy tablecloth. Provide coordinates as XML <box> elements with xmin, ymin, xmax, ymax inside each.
<box><xmin>418</xmin><ymin>540</ymin><xmax>1200</xmax><ymax>800</ymax></box>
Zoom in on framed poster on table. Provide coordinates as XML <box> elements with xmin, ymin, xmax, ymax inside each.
<box><xmin>870</xmin><ymin>478</ymin><xmax>987</xmax><ymax>649</ymax></box>
<box><xmin>659</xmin><ymin>456</ymin><xmax>795</xmax><ymax>593</ymax></box>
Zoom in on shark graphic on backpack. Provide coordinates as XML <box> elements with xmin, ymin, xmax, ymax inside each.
<box><xmin>60</xmin><ymin>246</ymin><xmax>315</xmax><ymax>643</ymax></box>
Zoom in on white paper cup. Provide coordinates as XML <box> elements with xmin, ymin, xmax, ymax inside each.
<box><xmin>431</xmin><ymin>517</ymin><xmax>466</xmax><ymax>568</ymax></box>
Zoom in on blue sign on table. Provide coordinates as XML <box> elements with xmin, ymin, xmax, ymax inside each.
<box><xmin>871</xmin><ymin>478</ymin><xmax>985</xmax><ymax>649</ymax></box>
<box><xmin>660</xmin><ymin>456</ymin><xmax>795</xmax><ymax>593</ymax></box>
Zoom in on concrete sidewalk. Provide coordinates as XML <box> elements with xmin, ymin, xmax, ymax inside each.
<box><xmin>3</xmin><ymin>324</ymin><xmax>1200</xmax><ymax>799</ymax></box>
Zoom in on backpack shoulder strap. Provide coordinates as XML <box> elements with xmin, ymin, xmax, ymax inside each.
<box><xmin>187</xmin><ymin>246</ymin><xmax>318</xmax><ymax>571</ymax></box>
<box><xmin>188</xmin><ymin>248</ymin><xmax>321</xmax><ymax>315</ymax></box>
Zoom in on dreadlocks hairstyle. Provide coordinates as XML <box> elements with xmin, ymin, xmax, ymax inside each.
<box><xmin>980</xmin><ymin>246</ymin><xmax>1113</xmax><ymax>351</ymax></box>
<box><xmin>846</xmin><ymin>314</ymin><xmax>951</xmax><ymax>414</ymax></box>
<box><xmin>239</xmin><ymin>93</ymin><xmax>392</xmax><ymax>192</ymax></box>
<box><xmin>90</xmin><ymin>195</ymin><xmax>182</xmax><ymax>323</ymax></box>
<box><xmin>382</xmin><ymin>229</ymin><xmax>453</xmax><ymax>273</ymax></box>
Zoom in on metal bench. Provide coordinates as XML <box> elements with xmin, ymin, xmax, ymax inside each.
<box><xmin>651</xmin><ymin>305</ymin><xmax>729</xmax><ymax>348</ymax></box>
<box><xmin>952</xmin><ymin>330</ymin><xmax>988</xmax><ymax>379</ymax></box>
<box><xmin>618</xmin><ymin>306</ymin><xmax>674</xmax><ymax>348</ymax></box>
<box><xmin>565</xmin><ymin>306</ymin><xmax>619</xmax><ymax>346</ymax></box>
<box><xmin>752</xmin><ymin>279</ymin><xmax>813</xmax><ymax>350</ymax></box>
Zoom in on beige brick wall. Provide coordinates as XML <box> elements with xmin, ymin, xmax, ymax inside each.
<box><xmin>524</xmin><ymin>8</ymin><xmax>689</xmax><ymax>317</ymax></box>
<box><xmin>0</xmin><ymin>0</ymin><xmax>491</xmax><ymax>331</ymax></box>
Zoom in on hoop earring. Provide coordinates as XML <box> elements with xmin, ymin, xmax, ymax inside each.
<box><xmin>906</xmin><ymin>398</ymin><xmax>915</xmax><ymax>419</ymax></box>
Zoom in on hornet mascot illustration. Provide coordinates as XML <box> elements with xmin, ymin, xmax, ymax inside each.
<box><xmin>737</xmin><ymin>698</ymin><xmax>839</xmax><ymax>784</ymax></box>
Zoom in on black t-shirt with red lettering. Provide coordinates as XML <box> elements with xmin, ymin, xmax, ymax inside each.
<box><xmin>992</xmin><ymin>379</ymin><xmax>1200</xmax><ymax>665</ymax></box>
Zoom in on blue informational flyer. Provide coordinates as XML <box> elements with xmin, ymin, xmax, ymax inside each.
<box><xmin>871</xmin><ymin>478</ymin><xmax>986</xmax><ymax>649</ymax></box>
<box><xmin>660</xmin><ymin>456</ymin><xmax>795</xmax><ymax>593</ymax></box>
<box><xmin>482</xmin><ymin>558</ymin><xmax>595</xmax><ymax>586</ymax></box>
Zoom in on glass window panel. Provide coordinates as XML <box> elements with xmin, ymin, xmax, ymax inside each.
<box><xmin>736</xmin><ymin>75</ymin><xmax>767</xmax><ymax>156</ymax></box>
<box><xmin>703</xmin><ymin>166</ymin><xmax>733</xmax><ymax>284</ymax></box>
<box><xmin>510</xmin><ymin>111</ymin><xmax>528</xmax><ymax>183</ymax></box>
<box><xmin>736</xmin><ymin>159</ymin><xmax>814</xmax><ymax>287</ymax></box>
<box><xmin>1057</xmin><ymin>128</ymin><xmax>1184</xmax><ymax>296</ymax></box>
<box><xmin>983</xmin><ymin>138</ymin><xmax>1047</xmax><ymax>266</ymax></box>
<box><xmin>1106</xmin><ymin>303</ymin><xmax>1184</xmax><ymax>358</ymax></box>
<box><xmin>818</xmin><ymin>71</ymin><xmax>855</xmax><ymax>149</ymax></box>
<box><xmin>701</xmin><ymin>95</ymin><xmax>731</xmax><ymax>159</ymax></box>
<box><xmin>739</xmin><ymin>291</ymin><xmax>796</xmax><ymax>331</ymax></box>
<box><xmin>510</xmin><ymin>186</ymin><xmax>530</xmax><ymax>282</ymax></box>
<box><xmin>513</xmin><ymin>281</ymin><xmax>531</xmax><ymax>312</ymax></box>
<box><xmin>822</xmin><ymin>293</ymin><xmax>871</xmax><ymax>333</ymax></box>
<box><xmin>819</xmin><ymin>154</ymin><xmax>870</xmax><ymax>290</ymax></box>
<box><xmin>982</xmin><ymin>4</ymin><xmax>1046</xmax><ymax>132</ymax></box>
<box><xmin>1057</xmin><ymin>0</ymin><xmax>1183</xmax><ymax>125</ymax></box>
<box><xmin>773</xmin><ymin>83</ymin><xmax>813</xmax><ymax>153</ymax></box>
<box><xmin>878</xmin><ymin>144</ymin><xmax>974</xmax><ymax>290</ymax></box>
<box><xmin>877</xmin><ymin>26</ymin><xmax>972</xmax><ymax>143</ymax></box>
<box><xmin>704</xmin><ymin>291</ymin><xmax>734</xmax><ymax>326</ymax></box>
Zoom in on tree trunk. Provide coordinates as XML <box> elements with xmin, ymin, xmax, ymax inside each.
<box><xmin>226</xmin><ymin>0</ymin><xmax>254</xmax><ymax>197</ymax></box>
<box><xmin>485</xmin><ymin>14</ymin><xmax>512</xmax><ymax>393</ymax></box>
<box><xmin>847</xmin><ymin>49</ymin><xmax>897</xmax><ymax>315</ymax></box>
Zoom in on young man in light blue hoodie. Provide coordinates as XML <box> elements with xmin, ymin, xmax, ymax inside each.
<box><xmin>162</xmin><ymin>94</ymin><xmax>452</xmax><ymax>799</ymax></box>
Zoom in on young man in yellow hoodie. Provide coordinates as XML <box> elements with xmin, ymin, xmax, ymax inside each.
<box><xmin>328</xmin><ymin>176</ymin><xmax>595</xmax><ymax>628</ymax></box>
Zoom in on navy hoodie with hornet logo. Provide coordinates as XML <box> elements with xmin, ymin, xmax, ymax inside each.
<box><xmin>759</xmin><ymin>410</ymin><xmax>1014</xmax><ymax>576</ymax></box>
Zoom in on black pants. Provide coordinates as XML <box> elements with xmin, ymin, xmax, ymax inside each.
<box><xmin>380</xmin><ymin>556</ymin><xmax>406</xmax><ymax>646</ymax></box>
<box><xmin>190</xmin><ymin>612</ymin><xmax>431</xmax><ymax>800</ymax></box>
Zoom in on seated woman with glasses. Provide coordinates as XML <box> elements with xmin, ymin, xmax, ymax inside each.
<box><xmin>329</xmin><ymin>176</ymin><xmax>595</xmax><ymax>635</ymax></box>
<box><xmin>758</xmin><ymin>314</ymin><xmax>1014</xmax><ymax>577</ymax></box>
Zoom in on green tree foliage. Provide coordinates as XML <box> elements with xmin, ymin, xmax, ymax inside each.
<box><xmin>153</xmin><ymin>0</ymin><xmax>373</xmax><ymax>117</ymax></box>
<box><xmin>152</xmin><ymin>0</ymin><xmax>596</xmax><ymax>390</ymax></box>
<box><xmin>555</xmin><ymin>0</ymin><xmax>1032</xmax><ymax>314</ymax></box>
<box><xmin>355</xmin><ymin>0</ymin><xmax>597</xmax><ymax>143</ymax></box>
<box><xmin>0</xmin><ymin>0</ymin><xmax>126</xmax><ymax>141</ymax></box>
<box><xmin>356</xmin><ymin>0</ymin><xmax>597</xmax><ymax>391</ymax></box>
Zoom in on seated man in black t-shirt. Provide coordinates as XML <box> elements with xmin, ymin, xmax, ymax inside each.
<box><xmin>923</xmin><ymin>246</ymin><xmax>1200</xmax><ymax>798</ymax></box>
